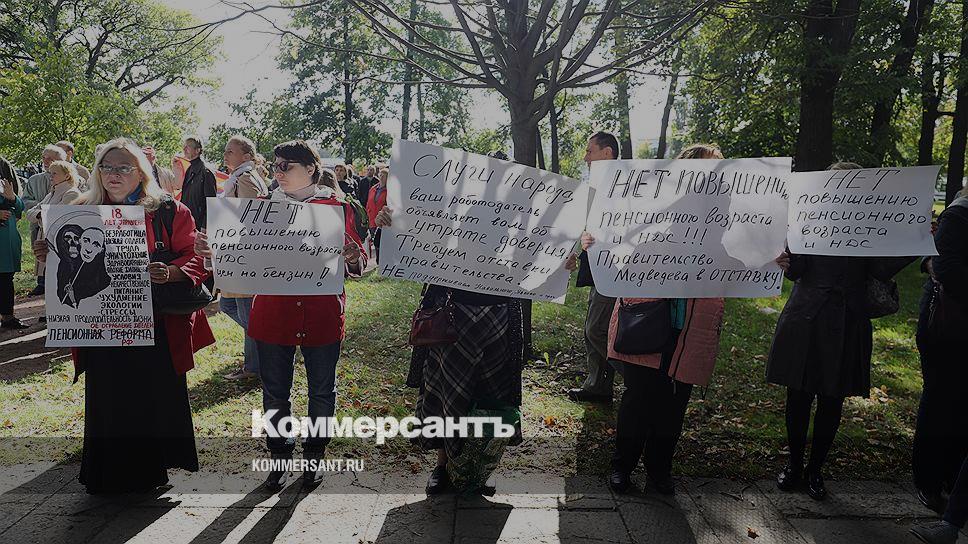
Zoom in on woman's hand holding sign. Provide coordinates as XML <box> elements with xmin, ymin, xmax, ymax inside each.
<box><xmin>375</xmin><ymin>206</ymin><xmax>392</xmax><ymax>228</ymax></box>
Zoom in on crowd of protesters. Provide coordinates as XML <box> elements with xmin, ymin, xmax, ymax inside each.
<box><xmin>1</xmin><ymin>131</ymin><xmax>966</xmax><ymax>544</ymax></box>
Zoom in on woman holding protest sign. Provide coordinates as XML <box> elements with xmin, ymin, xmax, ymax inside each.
<box><xmin>71</xmin><ymin>138</ymin><xmax>214</xmax><ymax>494</ymax></box>
<box><xmin>594</xmin><ymin>144</ymin><xmax>750</xmax><ymax>496</ymax></box>
<box><xmin>197</xmin><ymin>140</ymin><xmax>366</xmax><ymax>491</ymax></box>
<box><xmin>768</xmin><ymin>161</ymin><xmax>916</xmax><ymax>501</ymax></box>
<box><xmin>218</xmin><ymin>134</ymin><xmax>269</xmax><ymax>381</ymax></box>
<box><xmin>373</xmin><ymin>204</ymin><xmax>578</xmax><ymax>496</ymax></box>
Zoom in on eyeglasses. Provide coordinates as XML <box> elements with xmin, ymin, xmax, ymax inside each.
<box><xmin>98</xmin><ymin>164</ymin><xmax>137</xmax><ymax>176</ymax></box>
<box><xmin>273</xmin><ymin>161</ymin><xmax>299</xmax><ymax>172</ymax></box>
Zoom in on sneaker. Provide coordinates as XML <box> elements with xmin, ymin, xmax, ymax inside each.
<box><xmin>224</xmin><ymin>368</ymin><xmax>258</xmax><ymax>380</ymax></box>
<box><xmin>910</xmin><ymin>521</ymin><xmax>960</xmax><ymax>544</ymax></box>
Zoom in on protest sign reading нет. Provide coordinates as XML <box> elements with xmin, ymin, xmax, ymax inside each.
<box><xmin>43</xmin><ymin>204</ymin><xmax>155</xmax><ymax>347</ymax></box>
<box><xmin>787</xmin><ymin>166</ymin><xmax>940</xmax><ymax>256</ymax></box>
<box><xmin>206</xmin><ymin>197</ymin><xmax>346</xmax><ymax>295</ymax></box>
<box><xmin>380</xmin><ymin>140</ymin><xmax>588</xmax><ymax>303</ymax></box>
<box><xmin>586</xmin><ymin>158</ymin><xmax>791</xmax><ymax>298</ymax></box>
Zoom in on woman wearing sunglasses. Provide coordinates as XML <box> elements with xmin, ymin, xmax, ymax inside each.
<box><xmin>197</xmin><ymin>140</ymin><xmax>366</xmax><ymax>491</ymax></box>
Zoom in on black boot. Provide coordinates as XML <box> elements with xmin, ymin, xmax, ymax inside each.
<box><xmin>264</xmin><ymin>452</ymin><xmax>290</xmax><ymax>493</ymax></box>
<box><xmin>426</xmin><ymin>465</ymin><xmax>450</xmax><ymax>495</ymax></box>
<box><xmin>648</xmin><ymin>473</ymin><xmax>676</xmax><ymax>495</ymax></box>
<box><xmin>302</xmin><ymin>448</ymin><xmax>326</xmax><ymax>487</ymax></box>
<box><xmin>776</xmin><ymin>464</ymin><xmax>802</xmax><ymax>491</ymax></box>
<box><xmin>609</xmin><ymin>470</ymin><xmax>632</xmax><ymax>494</ymax></box>
<box><xmin>806</xmin><ymin>470</ymin><xmax>827</xmax><ymax>501</ymax></box>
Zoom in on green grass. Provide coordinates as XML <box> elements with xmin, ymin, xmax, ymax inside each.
<box><xmin>0</xmin><ymin>256</ymin><xmax>929</xmax><ymax>480</ymax></box>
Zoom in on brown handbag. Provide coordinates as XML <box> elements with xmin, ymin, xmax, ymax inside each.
<box><xmin>409</xmin><ymin>288</ymin><xmax>458</xmax><ymax>346</ymax></box>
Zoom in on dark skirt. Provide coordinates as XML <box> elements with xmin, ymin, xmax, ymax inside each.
<box><xmin>409</xmin><ymin>299</ymin><xmax>523</xmax><ymax>459</ymax></box>
<box><xmin>767</xmin><ymin>293</ymin><xmax>872</xmax><ymax>398</ymax></box>
<box><xmin>78</xmin><ymin>321</ymin><xmax>198</xmax><ymax>493</ymax></box>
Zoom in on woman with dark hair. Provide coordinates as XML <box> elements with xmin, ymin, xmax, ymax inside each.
<box><xmin>0</xmin><ymin>156</ymin><xmax>27</xmax><ymax>329</ymax></box>
<box><xmin>197</xmin><ymin>140</ymin><xmax>366</xmax><ymax>491</ymax></box>
<box><xmin>72</xmin><ymin>138</ymin><xmax>214</xmax><ymax>494</ymax></box>
<box><xmin>768</xmin><ymin>161</ymin><xmax>916</xmax><ymax>501</ymax></box>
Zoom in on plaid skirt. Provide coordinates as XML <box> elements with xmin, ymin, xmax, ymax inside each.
<box><xmin>408</xmin><ymin>296</ymin><xmax>523</xmax><ymax>459</ymax></box>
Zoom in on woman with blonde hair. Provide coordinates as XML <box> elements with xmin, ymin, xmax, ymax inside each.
<box><xmin>28</xmin><ymin>161</ymin><xmax>82</xmax><ymax>321</ymax></box>
<box><xmin>591</xmin><ymin>143</ymin><xmax>790</xmax><ymax>495</ymax></box>
<box><xmin>219</xmin><ymin>134</ymin><xmax>269</xmax><ymax>380</ymax></box>
<box><xmin>74</xmin><ymin>138</ymin><xmax>214</xmax><ymax>494</ymax></box>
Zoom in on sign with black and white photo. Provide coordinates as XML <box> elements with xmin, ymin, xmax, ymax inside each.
<box><xmin>586</xmin><ymin>158</ymin><xmax>791</xmax><ymax>298</ymax></box>
<box><xmin>381</xmin><ymin>140</ymin><xmax>588</xmax><ymax>303</ymax></box>
<box><xmin>787</xmin><ymin>166</ymin><xmax>940</xmax><ymax>256</ymax></box>
<box><xmin>43</xmin><ymin>205</ymin><xmax>154</xmax><ymax>346</ymax></box>
<box><xmin>206</xmin><ymin>197</ymin><xmax>346</xmax><ymax>295</ymax></box>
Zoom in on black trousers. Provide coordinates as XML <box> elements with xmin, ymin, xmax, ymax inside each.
<box><xmin>945</xmin><ymin>456</ymin><xmax>968</xmax><ymax>528</ymax></box>
<box><xmin>0</xmin><ymin>271</ymin><xmax>13</xmax><ymax>315</ymax></box>
<box><xmin>913</xmin><ymin>342</ymin><xmax>968</xmax><ymax>493</ymax></box>
<box><xmin>612</xmin><ymin>361</ymin><xmax>692</xmax><ymax>478</ymax></box>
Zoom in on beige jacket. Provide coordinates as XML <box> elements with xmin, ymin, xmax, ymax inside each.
<box><xmin>28</xmin><ymin>181</ymin><xmax>81</xmax><ymax>275</ymax></box>
<box><xmin>219</xmin><ymin>166</ymin><xmax>269</xmax><ymax>299</ymax></box>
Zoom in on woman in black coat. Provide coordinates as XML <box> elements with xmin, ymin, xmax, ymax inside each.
<box><xmin>766</xmin><ymin>163</ymin><xmax>915</xmax><ymax>501</ymax></box>
<box><xmin>912</xmin><ymin>191</ymin><xmax>968</xmax><ymax>514</ymax></box>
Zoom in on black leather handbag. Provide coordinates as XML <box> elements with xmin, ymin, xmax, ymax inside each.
<box><xmin>613</xmin><ymin>299</ymin><xmax>673</xmax><ymax>355</ymax></box>
<box><xmin>149</xmin><ymin>198</ymin><xmax>214</xmax><ymax>315</ymax></box>
<box><xmin>864</xmin><ymin>277</ymin><xmax>899</xmax><ymax>319</ymax></box>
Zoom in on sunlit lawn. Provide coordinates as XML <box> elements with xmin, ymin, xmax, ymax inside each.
<box><xmin>0</xmin><ymin>243</ymin><xmax>928</xmax><ymax>479</ymax></box>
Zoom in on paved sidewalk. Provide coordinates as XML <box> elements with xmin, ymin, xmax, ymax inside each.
<box><xmin>0</xmin><ymin>462</ymin><xmax>957</xmax><ymax>543</ymax></box>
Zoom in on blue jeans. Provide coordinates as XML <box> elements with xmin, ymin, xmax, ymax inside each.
<box><xmin>257</xmin><ymin>340</ymin><xmax>341</xmax><ymax>454</ymax></box>
<box><xmin>219</xmin><ymin>297</ymin><xmax>258</xmax><ymax>373</ymax></box>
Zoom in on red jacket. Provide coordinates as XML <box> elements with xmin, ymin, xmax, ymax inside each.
<box><xmin>366</xmin><ymin>184</ymin><xmax>388</xmax><ymax>228</ymax></box>
<box><xmin>607</xmin><ymin>298</ymin><xmax>725</xmax><ymax>386</ymax></box>
<box><xmin>247</xmin><ymin>193</ymin><xmax>367</xmax><ymax>347</ymax></box>
<box><xmin>73</xmin><ymin>200</ymin><xmax>215</xmax><ymax>378</ymax></box>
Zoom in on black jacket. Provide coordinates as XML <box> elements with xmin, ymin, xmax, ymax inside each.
<box><xmin>917</xmin><ymin>201</ymin><xmax>968</xmax><ymax>342</ymax></box>
<box><xmin>181</xmin><ymin>157</ymin><xmax>216</xmax><ymax>230</ymax></box>
<box><xmin>356</xmin><ymin>176</ymin><xmax>375</xmax><ymax>206</ymax></box>
<box><xmin>766</xmin><ymin>254</ymin><xmax>913</xmax><ymax>397</ymax></box>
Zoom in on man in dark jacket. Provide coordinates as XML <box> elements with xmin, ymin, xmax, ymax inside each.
<box><xmin>356</xmin><ymin>165</ymin><xmax>376</xmax><ymax>206</ymax></box>
<box><xmin>180</xmin><ymin>137</ymin><xmax>216</xmax><ymax>230</ymax></box>
<box><xmin>568</xmin><ymin>132</ymin><xmax>620</xmax><ymax>403</ymax></box>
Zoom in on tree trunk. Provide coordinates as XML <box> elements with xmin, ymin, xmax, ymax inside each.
<box><xmin>416</xmin><ymin>78</ymin><xmax>425</xmax><ymax>142</ymax></box>
<box><xmin>614</xmin><ymin>24</ymin><xmax>633</xmax><ymax>159</ymax></box>
<box><xmin>536</xmin><ymin>128</ymin><xmax>546</xmax><ymax>169</ymax></box>
<box><xmin>869</xmin><ymin>0</ymin><xmax>933</xmax><ymax>165</ymax></box>
<box><xmin>656</xmin><ymin>47</ymin><xmax>683</xmax><ymax>159</ymax></box>
<box><xmin>399</xmin><ymin>0</ymin><xmax>417</xmax><ymax>140</ymax></box>
<box><xmin>918</xmin><ymin>51</ymin><xmax>940</xmax><ymax>166</ymax></box>
<box><xmin>946</xmin><ymin>3</ymin><xmax>968</xmax><ymax>205</ymax></box>
<box><xmin>342</xmin><ymin>10</ymin><xmax>353</xmax><ymax>162</ymax></box>
<box><xmin>794</xmin><ymin>0</ymin><xmax>862</xmax><ymax>172</ymax></box>
<box><xmin>550</xmin><ymin>103</ymin><xmax>561</xmax><ymax>173</ymax></box>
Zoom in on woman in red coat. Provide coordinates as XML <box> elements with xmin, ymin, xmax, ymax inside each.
<box><xmin>365</xmin><ymin>167</ymin><xmax>389</xmax><ymax>263</ymax></box>
<box><xmin>198</xmin><ymin>140</ymin><xmax>365</xmax><ymax>491</ymax></box>
<box><xmin>71</xmin><ymin>138</ymin><xmax>214</xmax><ymax>494</ymax></box>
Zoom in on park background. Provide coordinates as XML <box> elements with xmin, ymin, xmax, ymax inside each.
<box><xmin>0</xmin><ymin>0</ymin><xmax>962</xmax><ymax>480</ymax></box>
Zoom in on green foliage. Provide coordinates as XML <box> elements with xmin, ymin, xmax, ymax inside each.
<box><xmin>681</xmin><ymin>0</ymin><xmax>963</xmax><ymax>167</ymax></box>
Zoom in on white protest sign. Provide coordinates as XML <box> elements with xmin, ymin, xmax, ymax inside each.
<box><xmin>206</xmin><ymin>197</ymin><xmax>346</xmax><ymax>295</ymax></box>
<box><xmin>587</xmin><ymin>158</ymin><xmax>791</xmax><ymax>298</ymax></box>
<box><xmin>43</xmin><ymin>205</ymin><xmax>154</xmax><ymax>346</ymax></box>
<box><xmin>381</xmin><ymin>140</ymin><xmax>588</xmax><ymax>303</ymax></box>
<box><xmin>787</xmin><ymin>166</ymin><xmax>940</xmax><ymax>256</ymax></box>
